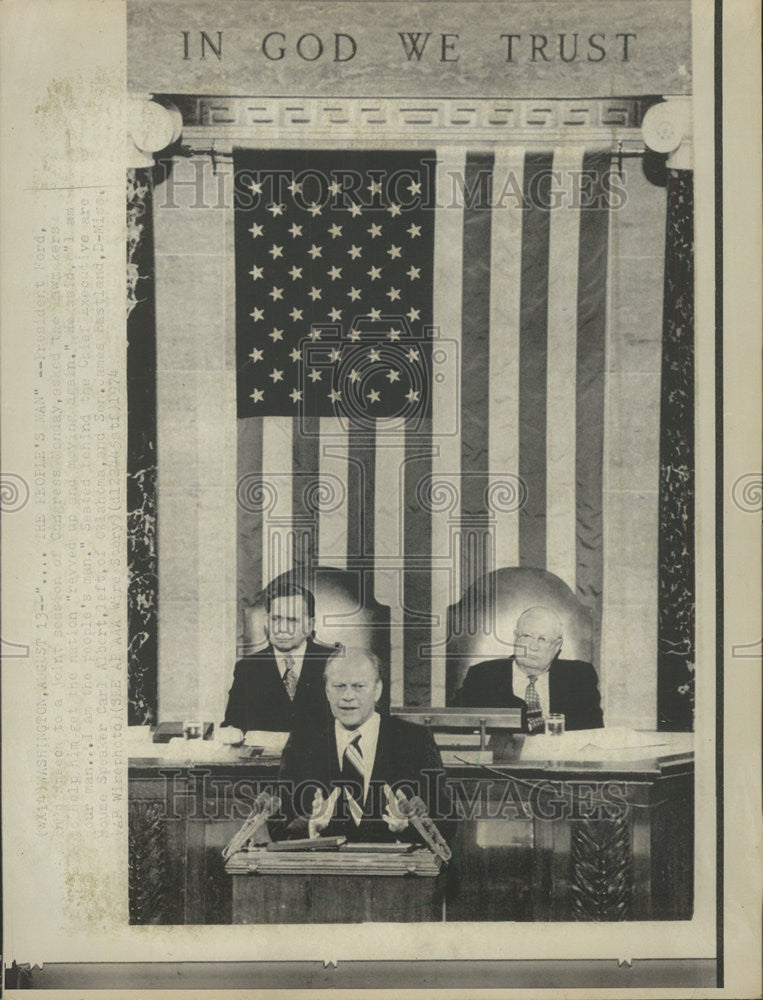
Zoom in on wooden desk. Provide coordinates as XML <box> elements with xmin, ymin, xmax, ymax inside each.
<box><xmin>128</xmin><ymin>735</ymin><xmax>693</xmax><ymax>924</ymax></box>
<box><xmin>444</xmin><ymin>738</ymin><xmax>694</xmax><ymax>922</ymax></box>
<box><xmin>227</xmin><ymin>847</ymin><xmax>442</xmax><ymax>923</ymax></box>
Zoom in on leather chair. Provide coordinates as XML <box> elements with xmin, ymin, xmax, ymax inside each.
<box><xmin>240</xmin><ymin>566</ymin><xmax>392</xmax><ymax>711</ymax></box>
<box><xmin>445</xmin><ymin>566</ymin><xmax>594</xmax><ymax>704</ymax></box>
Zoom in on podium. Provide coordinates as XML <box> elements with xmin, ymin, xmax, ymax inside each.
<box><xmin>226</xmin><ymin>845</ymin><xmax>444</xmax><ymax>923</ymax></box>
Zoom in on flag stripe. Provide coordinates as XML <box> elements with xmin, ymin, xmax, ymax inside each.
<box><xmin>262</xmin><ymin>416</ymin><xmax>293</xmax><ymax>585</ymax></box>
<box><xmin>460</xmin><ymin>152</ymin><xmax>494</xmax><ymax>592</ymax></box>
<box><xmin>318</xmin><ymin>417</ymin><xmax>349</xmax><ymax>569</ymax></box>
<box><xmin>546</xmin><ymin>148</ymin><xmax>585</xmax><ymax>590</ymax></box>
<box><xmin>429</xmin><ymin>149</ymin><xmax>465</xmax><ymax>706</ymax></box>
<box><xmin>347</xmin><ymin>421</ymin><xmax>375</xmax><ymax>560</ymax></box>
<box><xmin>237</xmin><ymin>417</ymin><xmax>264</xmax><ymax>607</ymax></box>
<box><xmin>403</xmin><ymin>418</ymin><xmax>433</xmax><ymax>704</ymax></box>
<box><xmin>292</xmin><ymin>416</ymin><xmax>320</xmax><ymax>576</ymax></box>
<box><xmin>518</xmin><ymin>152</ymin><xmax>554</xmax><ymax>569</ymax></box>
<box><xmin>374</xmin><ymin>423</ymin><xmax>405</xmax><ymax>565</ymax></box>
<box><xmin>575</xmin><ymin>151</ymin><xmax>611</xmax><ymax>662</ymax></box>
<box><xmin>489</xmin><ymin>147</ymin><xmax>524</xmax><ymax>570</ymax></box>
<box><xmin>374</xmin><ymin>420</ymin><xmax>406</xmax><ymax>704</ymax></box>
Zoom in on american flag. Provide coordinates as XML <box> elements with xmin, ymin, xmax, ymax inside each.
<box><xmin>235</xmin><ymin>147</ymin><xmax>613</xmax><ymax>707</ymax></box>
<box><xmin>235</xmin><ymin>150</ymin><xmax>434</xmax><ymax>421</ymax></box>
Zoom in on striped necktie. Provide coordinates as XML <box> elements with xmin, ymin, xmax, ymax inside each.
<box><xmin>341</xmin><ymin>734</ymin><xmax>364</xmax><ymax>824</ymax></box>
<box><xmin>524</xmin><ymin>676</ymin><xmax>544</xmax><ymax>732</ymax></box>
<box><xmin>342</xmin><ymin>734</ymin><xmax>364</xmax><ymax>779</ymax></box>
<box><xmin>282</xmin><ymin>654</ymin><xmax>297</xmax><ymax>700</ymax></box>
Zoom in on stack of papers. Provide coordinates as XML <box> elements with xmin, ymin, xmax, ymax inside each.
<box><xmin>520</xmin><ymin>728</ymin><xmax>693</xmax><ymax>763</ymax></box>
<box><xmin>244</xmin><ymin>730</ymin><xmax>290</xmax><ymax>755</ymax></box>
<box><xmin>154</xmin><ymin>737</ymin><xmax>235</xmax><ymax>761</ymax></box>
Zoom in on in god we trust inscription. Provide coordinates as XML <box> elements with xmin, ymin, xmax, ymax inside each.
<box><xmin>179</xmin><ymin>28</ymin><xmax>640</xmax><ymax>65</ymax></box>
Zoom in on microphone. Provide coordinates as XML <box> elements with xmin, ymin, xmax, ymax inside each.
<box><xmin>222</xmin><ymin>791</ymin><xmax>282</xmax><ymax>860</ymax></box>
<box><xmin>393</xmin><ymin>789</ymin><xmax>452</xmax><ymax>863</ymax></box>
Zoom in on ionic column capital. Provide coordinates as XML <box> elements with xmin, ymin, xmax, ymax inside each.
<box><xmin>642</xmin><ymin>96</ymin><xmax>693</xmax><ymax>170</ymax></box>
<box><xmin>127</xmin><ymin>94</ymin><xmax>182</xmax><ymax>168</ymax></box>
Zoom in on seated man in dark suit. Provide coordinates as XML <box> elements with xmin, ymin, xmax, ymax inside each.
<box><xmin>452</xmin><ymin>606</ymin><xmax>604</xmax><ymax>732</ymax></box>
<box><xmin>221</xmin><ymin>581</ymin><xmax>335</xmax><ymax>735</ymax></box>
<box><xmin>272</xmin><ymin>647</ymin><xmax>450</xmax><ymax>844</ymax></box>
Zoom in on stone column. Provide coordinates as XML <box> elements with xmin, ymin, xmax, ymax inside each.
<box><xmin>643</xmin><ymin>97</ymin><xmax>695</xmax><ymax>730</ymax></box>
<box><xmin>126</xmin><ymin>97</ymin><xmax>181</xmax><ymax>725</ymax></box>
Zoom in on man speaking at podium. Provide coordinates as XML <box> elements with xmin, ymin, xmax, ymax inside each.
<box><xmin>272</xmin><ymin>647</ymin><xmax>449</xmax><ymax>845</ymax></box>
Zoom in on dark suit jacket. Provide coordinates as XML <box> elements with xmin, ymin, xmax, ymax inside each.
<box><xmin>271</xmin><ymin>713</ymin><xmax>452</xmax><ymax>844</ymax></box>
<box><xmin>222</xmin><ymin>639</ymin><xmax>335</xmax><ymax>733</ymax></box>
<box><xmin>452</xmin><ymin>656</ymin><xmax>604</xmax><ymax>731</ymax></box>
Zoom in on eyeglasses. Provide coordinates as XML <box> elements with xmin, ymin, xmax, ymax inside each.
<box><xmin>515</xmin><ymin>632</ymin><xmax>560</xmax><ymax>648</ymax></box>
<box><xmin>267</xmin><ymin>614</ymin><xmax>302</xmax><ymax>629</ymax></box>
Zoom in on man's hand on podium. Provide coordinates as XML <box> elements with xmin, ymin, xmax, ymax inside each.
<box><xmin>382</xmin><ymin>784</ymin><xmax>410</xmax><ymax>834</ymax></box>
<box><xmin>307</xmin><ymin>787</ymin><xmax>341</xmax><ymax>839</ymax></box>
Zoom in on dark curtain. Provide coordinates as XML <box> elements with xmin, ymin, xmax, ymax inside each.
<box><xmin>657</xmin><ymin>168</ymin><xmax>695</xmax><ymax>731</ymax></box>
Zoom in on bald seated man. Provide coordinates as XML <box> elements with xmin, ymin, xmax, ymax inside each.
<box><xmin>271</xmin><ymin>647</ymin><xmax>452</xmax><ymax>844</ymax></box>
<box><xmin>452</xmin><ymin>606</ymin><xmax>604</xmax><ymax>732</ymax></box>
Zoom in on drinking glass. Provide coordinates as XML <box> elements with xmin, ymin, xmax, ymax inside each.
<box><xmin>546</xmin><ymin>714</ymin><xmax>565</xmax><ymax>736</ymax></box>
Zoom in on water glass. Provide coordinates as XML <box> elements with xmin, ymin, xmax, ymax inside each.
<box><xmin>546</xmin><ymin>714</ymin><xmax>565</xmax><ymax>736</ymax></box>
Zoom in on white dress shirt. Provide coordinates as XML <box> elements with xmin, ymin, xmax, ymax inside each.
<box><xmin>274</xmin><ymin>642</ymin><xmax>306</xmax><ymax>683</ymax></box>
<box><xmin>335</xmin><ymin>711</ymin><xmax>381</xmax><ymax>804</ymax></box>
<box><xmin>513</xmin><ymin>661</ymin><xmax>551</xmax><ymax>719</ymax></box>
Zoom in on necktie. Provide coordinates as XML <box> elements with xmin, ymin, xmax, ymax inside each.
<box><xmin>342</xmin><ymin>734</ymin><xmax>364</xmax><ymax>780</ymax></box>
<box><xmin>282</xmin><ymin>654</ymin><xmax>297</xmax><ymax>700</ymax></box>
<box><xmin>524</xmin><ymin>676</ymin><xmax>544</xmax><ymax>732</ymax></box>
<box><xmin>341</xmin><ymin>735</ymin><xmax>364</xmax><ymax>824</ymax></box>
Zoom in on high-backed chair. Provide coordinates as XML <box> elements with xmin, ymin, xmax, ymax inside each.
<box><xmin>240</xmin><ymin>566</ymin><xmax>392</xmax><ymax>711</ymax></box>
<box><xmin>445</xmin><ymin>567</ymin><xmax>594</xmax><ymax>703</ymax></box>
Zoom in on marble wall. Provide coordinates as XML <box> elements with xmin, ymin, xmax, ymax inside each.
<box><xmin>127</xmin><ymin>168</ymin><xmax>159</xmax><ymax>725</ymax></box>
<box><xmin>600</xmin><ymin>157</ymin><xmax>667</xmax><ymax>728</ymax></box>
<box><xmin>657</xmin><ymin>169</ymin><xmax>695</xmax><ymax>731</ymax></box>
<box><xmin>153</xmin><ymin>157</ymin><xmax>238</xmax><ymax>723</ymax></box>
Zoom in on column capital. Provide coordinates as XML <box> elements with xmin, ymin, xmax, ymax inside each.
<box><xmin>642</xmin><ymin>96</ymin><xmax>693</xmax><ymax>170</ymax></box>
<box><xmin>127</xmin><ymin>95</ymin><xmax>182</xmax><ymax>168</ymax></box>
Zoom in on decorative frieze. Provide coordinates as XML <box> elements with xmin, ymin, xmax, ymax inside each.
<box><xmin>160</xmin><ymin>95</ymin><xmax>648</xmax><ymax>149</ymax></box>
